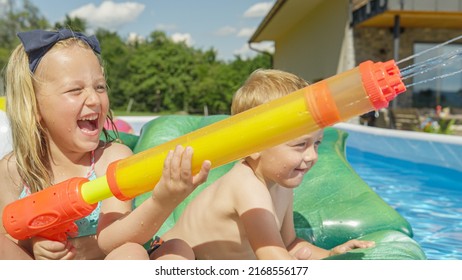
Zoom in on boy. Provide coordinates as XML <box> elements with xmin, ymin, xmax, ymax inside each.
<box><xmin>161</xmin><ymin>69</ymin><xmax>374</xmax><ymax>259</ymax></box>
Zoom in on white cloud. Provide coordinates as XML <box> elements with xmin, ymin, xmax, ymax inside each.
<box><xmin>243</xmin><ymin>2</ymin><xmax>273</xmax><ymax>18</ymax></box>
<box><xmin>235</xmin><ymin>41</ymin><xmax>274</xmax><ymax>58</ymax></box>
<box><xmin>171</xmin><ymin>33</ymin><xmax>194</xmax><ymax>47</ymax></box>
<box><xmin>237</xmin><ymin>27</ymin><xmax>256</xmax><ymax>38</ymax></box>
<box><xmin>215</xmin><ymin>26</ymin><xmax>237</xmax><ymax>36</ymax></box>
<box><xmin>69</xmin><ymin>1</ymin><xmax>145</xmax><ymax>30</ymax></box>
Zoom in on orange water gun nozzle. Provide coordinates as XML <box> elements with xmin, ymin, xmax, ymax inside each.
<box><xmin>360</xmin><ymin>60</ymin><xmax>406</xmax><ymax>109</ymax></box>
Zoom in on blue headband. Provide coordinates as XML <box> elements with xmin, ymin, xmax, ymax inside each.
<box><xmin>17</xmin><ymin>29</ymin><xmax>101</xmax><ymax>73</ymax></box>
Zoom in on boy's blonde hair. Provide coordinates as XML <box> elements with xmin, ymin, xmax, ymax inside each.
<box><xmin>231</xmin><ymin>69</ymin><xmax>309</xmax><ymax>115</ymax></box>
<box><xmin>5</xmin><ymin>38</ymin><xmax>115</xmax><ymax>193</ymax></box>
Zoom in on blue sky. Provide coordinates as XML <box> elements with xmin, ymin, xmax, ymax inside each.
<box><xmin>25</xmin><ymin>0</ymin><xmax>276</xmax><ymax>61</ymax></box>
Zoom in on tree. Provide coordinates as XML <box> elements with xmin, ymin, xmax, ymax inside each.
<box><xmin>95</xmin><ymin>29</ymin><xmax>132</xmax><ymax>110</ymax></box>
<box><xmin>54</xmin><ymin>15</ymin><xmax>87</xmax><ymax>32</ymax></box>
<box><xmin>116</xmin><ymin>31</ymin><xmax>199</xmax><ymax>113</ymax></box>
<box><xmin>0</xmin><ymin>0</ymin><xmax>49</xmax><ymax>49</ymax></box>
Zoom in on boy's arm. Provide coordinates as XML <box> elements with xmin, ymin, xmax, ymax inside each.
<box><xmin>287</xmin><ymin>238</ymin><xmax>375</xmax><ymax>259</ymax></box>
<box><xmin>280</xmin><ymin>196</ymin><xmax>331</xmax><ymax>259</ymax></box>
<box><xmin>235</xmin><ymin>180</ymin><xmax>295</xmax><ymax>260</ymax></box>
<box><xmin>286</xmin><ymin>238</ymin><xmax>330</xmax><ymax>259</ymax></box>
<box><xmin>241</xmin><ymin>208</ymin><xmax>295</xmax><ymax>259</ymax></box>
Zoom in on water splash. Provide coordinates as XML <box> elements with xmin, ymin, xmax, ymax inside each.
<box><xmin>396</xmin><ymin>35</ymin><xmax>462</xmax><ymax>89</ymax></box>
<box><xmin>397</xmin><ymin>34</ymin><xmax>462</xmax><ymax>65</ymax></box>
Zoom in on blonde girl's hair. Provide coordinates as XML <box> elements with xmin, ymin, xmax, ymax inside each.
<box><xmin>231</xmin><ymin>69</ymin><xmax>309</xmax><ymax>115</ymax></box>
<box><xmin>5</xmin><ymin>37</ymin><xmax>117</xmax><ymax>193</ymax></box>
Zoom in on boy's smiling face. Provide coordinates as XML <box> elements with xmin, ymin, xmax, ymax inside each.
<box><xmin>256</xmin><ymin>129</ymin><xmax>323</xmax><ymax>188</ymax></box>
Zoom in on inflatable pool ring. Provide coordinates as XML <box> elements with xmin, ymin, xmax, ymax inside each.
<box><xmin>104</xmin><ymin>118</ymin><xmax>134</xmax><ymax>134</ymax></box>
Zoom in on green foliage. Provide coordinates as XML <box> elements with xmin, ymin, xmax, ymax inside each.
<box><xmin>422</xmin><ymin>118</ymin><xmax>455</xmax><ymax>135</ymax></box>
<box><xmin>96</xmin><ymin>29</ymin><xmax>132</xmax><ymax>109</ymax></box>
<box><xmin>98</xmin><ymin>30</ymin><xmax>271</xmax><ymax>115</ymax></box>
<box><xmin>54</xmin><ymin>15</ymin><xmax>87</xmax><ymax>32</ymax></box>
<box><xmin>0</xmin><ymin>3</ymin><xmax>272</xmax><ymax>114</ymax></box>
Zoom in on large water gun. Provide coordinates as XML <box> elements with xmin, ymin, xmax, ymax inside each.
<box><xmin>3</xmin><ymin>60</ymin><xmax>405</xmax><ymax>241</ymax></box>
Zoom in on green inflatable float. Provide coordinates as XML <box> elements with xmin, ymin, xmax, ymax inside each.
<box><xmin>111</xmin><ymin>115</ymin><xmax>426</xmax><ymax>260</ymax></box>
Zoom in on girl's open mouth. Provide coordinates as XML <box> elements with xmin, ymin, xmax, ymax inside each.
<box><xmin>77</xmin><ymin>114</ymin><xmax>99</xmax><ymax>134</ymax></box>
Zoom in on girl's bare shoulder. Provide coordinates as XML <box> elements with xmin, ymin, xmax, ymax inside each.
<box><xmin>94</xmin><ymin>141</ymin><xmax>133</xmax><ymax>174</ymax></box>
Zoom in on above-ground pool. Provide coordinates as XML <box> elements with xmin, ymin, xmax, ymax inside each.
<box><xmin>336</xmin><ymin>123</ymin><xmax>462</xmax><ymax>260</ymax></box>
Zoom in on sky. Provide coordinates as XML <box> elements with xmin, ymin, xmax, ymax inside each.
<box><xmin>23</xmin><ymin>0</ymin><xmax>276</xmax><ymax>61</ymax></box>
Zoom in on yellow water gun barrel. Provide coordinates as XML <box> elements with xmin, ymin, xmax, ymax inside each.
<box><xmin>81</xmin><ymin>59</ymin><xmax>406</xmax><ymax>204</ymax></box>
<box><xmin>0</xmin><ymin>96</ymin><xmax>6</xmax><ymax>111</ymax></box>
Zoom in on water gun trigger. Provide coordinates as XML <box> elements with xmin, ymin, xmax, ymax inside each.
<box><xmin>36</xmin><ymin>221</ymin><xmax>79</xmax><ymax>242</ymax></box>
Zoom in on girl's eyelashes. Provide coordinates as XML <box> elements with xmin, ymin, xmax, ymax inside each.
<box><xmin>96</xmin><ymin>84</ymin><xmax>107</xmax><ymax>93</ymax></box>
<box><xmin>65</xmin><ymin>88</ymin><xmax>83</xmax><ymax>94</ymax></box>
<box><xmin>63</xmin><ymin>84</ymin><xmax>107</xmax><ymax>95</ymax></box>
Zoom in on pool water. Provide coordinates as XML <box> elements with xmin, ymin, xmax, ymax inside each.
<box><xmin>346</xmin><ymin>147</ymin><xmax>462</xmax><ymax>260</ymax></box>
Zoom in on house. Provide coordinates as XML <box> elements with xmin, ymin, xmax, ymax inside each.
<box><xmin>249</xmin><ymin>0</ymin><xmax>462</xmax><ymax>109</ymax></box>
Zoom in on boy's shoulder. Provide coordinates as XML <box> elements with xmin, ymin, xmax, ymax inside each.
<box><xmin>222</xmin><ymin>161</ymin><xmax>261</xmax><ymax>184</ymax></box>
<box><xmin>220</xmin><ymin>162</ymin><xmax>270</xmax><ymax>196</ymax></box>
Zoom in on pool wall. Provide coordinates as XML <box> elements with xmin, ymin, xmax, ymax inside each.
<box><xmin>334</xmin><ymin>122</ymin><xmax>462</xmax><ymax>173</ymax></box>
